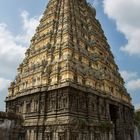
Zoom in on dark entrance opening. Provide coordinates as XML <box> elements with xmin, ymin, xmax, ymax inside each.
<box><xmin>109</xmin><ymin>104</ymin><xmax>119</xmax><ymax>139</ymax></box>
<box><xmin>109</xmin><ymin>104</ymin><xmax>118</xmax><ymax>123</ymax></box>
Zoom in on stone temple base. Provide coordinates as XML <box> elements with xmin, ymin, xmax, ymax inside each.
<box><xmin>6</xmin><ymin>86</ymin><xmax>134</xmax><ymax>140</ymax></box>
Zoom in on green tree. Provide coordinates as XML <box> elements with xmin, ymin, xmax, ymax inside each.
<box><xmin>135</xmin><ymin>110</ymin><xmax>140</xmax><ymax>133</ymax></box>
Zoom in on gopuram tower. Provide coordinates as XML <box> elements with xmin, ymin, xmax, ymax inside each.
<box><xmin>6</xmin><ymin>0</ymin><xmax>134</xmax><ymax>140</ymax></box>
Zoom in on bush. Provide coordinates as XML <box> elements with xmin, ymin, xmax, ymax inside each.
<box><xmin>99</xmin><ymin>121</ymin><xmax>113</xmax><ymax>132</ymax></box>
<box><xmin>135</xmin><ymin>111</ymin><xmax>140</xmax><ymax>133</ymax></box>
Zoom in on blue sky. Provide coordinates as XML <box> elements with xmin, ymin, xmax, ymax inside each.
<box><xmin>0</xmin><ymin>0</ymin><xmax>140</xmax><ymax>111</ymax></box>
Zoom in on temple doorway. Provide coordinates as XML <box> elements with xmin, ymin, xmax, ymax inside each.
<box><xmin>109</xmin><ymin>104</ymin><xmax>119</xmax><ymax>140</ymax></box>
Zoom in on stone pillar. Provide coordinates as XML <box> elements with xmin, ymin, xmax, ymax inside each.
<box><xmin>30</xmin><ymin>130</ymin><xmax>34</xmax><ymax>140</ymax></box>
<box><xmin>67</xmin><ymin>130</ymin><xmax>70</xmax><ymax>140</ymax></box>
<box><xmin>109</xmin><ymin>128</ymin><xmax>115</xmax><ymax>140</ymax></box>
<box><xmin>38</xmin><ymin>132</ymin><xmax>42</xmax><ymax>140</ymax></box>
<box><xmin>31</xmin><ymin>100</ymin><xmax>34</xmax><ymax>112</ymax></box>
<box><xmin>55</xmin><ymin>132</ymin><xmax>58</xmax><ymax>140</ymax></box>
<box><xmin>33</xmin><ymin>130</ymin><xmax>36</xmax><ymax>140</ymax></box>
<box><xmin>91</xmin><ymin>132</ymin><xmax>94</xmax><ymax>140</ymax></box>
<box><xmin>26</xmin><ymin>130</ymin><xmax>31</xmax><ymax>140</ymax></box>
<box><xmin>23</xmin><ymin>101</ymin><xmax>26</xmax><ymax>114</ymax></box>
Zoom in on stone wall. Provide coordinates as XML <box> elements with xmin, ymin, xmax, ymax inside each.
<box><xmin>6</xmin><ymin>86</ymin><xmax>134</xmax><ymax>140</ymax></box>
<box><xmin>0</xmin><ymin>112</ymin><xmax>25</xmax><ymax>140</ymax></box>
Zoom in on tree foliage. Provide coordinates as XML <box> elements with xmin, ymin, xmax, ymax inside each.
<box><xmin>135</xmin><ymin>111</ymin><xmax>140</xmax><ymax>133</ymax></box>
<box><xmin>99</xmin><ymin>121</ymin><xmax>113</xmax><ymax>132</ymax></box>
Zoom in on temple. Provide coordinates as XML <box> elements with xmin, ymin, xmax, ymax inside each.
<box><xmin>5</xmin><ymin>0</ymin><xmax>134</xmax><ymax>139</ymax></box>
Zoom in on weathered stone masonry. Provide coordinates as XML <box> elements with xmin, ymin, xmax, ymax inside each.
<box><xmin>5</xmin><ymin>0</ymin><xmax>134</xmax><ymax>139</ymax></box>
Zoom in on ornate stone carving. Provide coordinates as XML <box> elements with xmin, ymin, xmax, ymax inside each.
<box><xmin>5</xmin><ymin>0</ymin><xmax>134</xmax><ymax>139</ymax></box>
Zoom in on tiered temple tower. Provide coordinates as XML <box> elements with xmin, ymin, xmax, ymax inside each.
<box><xmin>6</xmin><ymin>0</ymin><xmax>134</xmax><ymax>140</ymax></box>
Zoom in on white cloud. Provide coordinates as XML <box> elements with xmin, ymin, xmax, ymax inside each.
<box><xmin>103</xmin><ymin>0</ymin><xmax>140</xmax><ymax>56</ymax></box>
<box><xmin>0</xmin><ymin>10</ymin><xmax>40</xmax><ymax>111</ymax></box>
<box><xmin>120</xmin><ymin>70</ymin><xmax>140</xmax><ymax>92</ymax></box>
<box><xmin>0</xmin><ymin>11</ymin><xmax>40</xmax><ymax>79</ymax></box>
<box><xmin>0</xmin><ymin>77</ymin><xmax>10</xmax><ymax>91</ymax></box>
<box><xmin>127</xmin><ymin>79</ymin><xmax>140</xmax><ymax>91</ymax></box>
<box><xmin>16</xmin><ymin>11</ymin><xmax>41</xmax><ymax>46</ymax></box>
<box><xmin>120</xmin><ymin>70</ymin><xmax>137</xmax><ymax>82</ymax></box>
<box><xmin>0</xmin><ymin>23</ymin><xmax>26</xmax><ymax>78</ymax></box>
